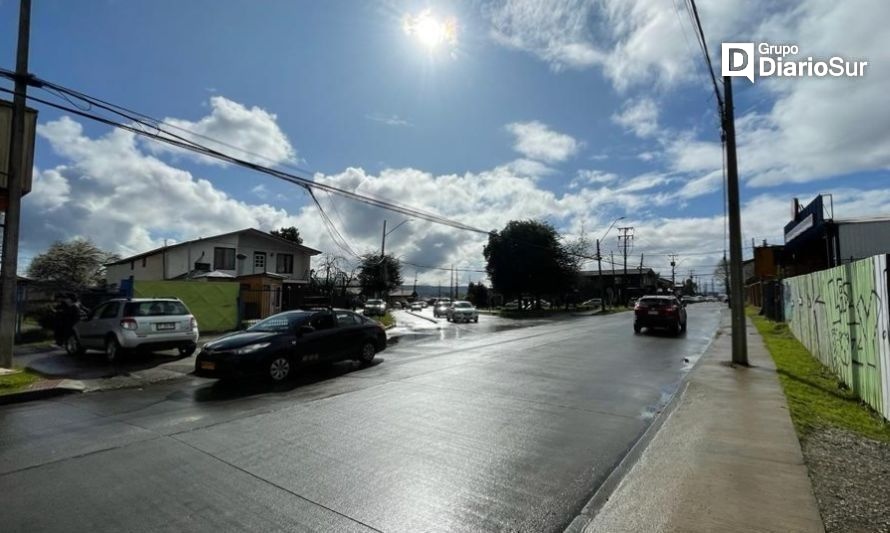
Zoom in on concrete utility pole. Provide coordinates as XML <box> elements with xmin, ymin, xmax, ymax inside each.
<box><xmin>724</xmin><ymin>75</ymin><xmax>748</xmax><ymax>365</ymax></box>
<box><xmin>596</xmin><ymin>239</ymin><xmax>604</xmax><ymax>312</ymax></box>
<box><xmin>0</xmin><ymin>0</ymin><xmax>31</xmax><ymax>369</ymax></box>
<box><xmin>669</xmin><ymin>253</ymin><xmax>678</xmax><ymax>295</ymax></box>
<box><xmin>617</xmin><ymin>227</ymin><xmax>634</xmax><ymax>306</ymax></box>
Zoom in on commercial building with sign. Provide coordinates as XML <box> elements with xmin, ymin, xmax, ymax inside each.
<box><xmin>783</xmin><ymin>194</ymin><xmax>890</xmax><ymax>276</ymax></box>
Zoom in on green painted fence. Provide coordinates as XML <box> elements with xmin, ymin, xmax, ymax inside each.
<box><xmin>783</xmin><ymin>255</ymin><xmax>890</xmax><ymax>419</ymax></box>
<box><xmin>133</xmin><ymin>281</ymin><xmax>239</xmax><ymax>333</ymax></box>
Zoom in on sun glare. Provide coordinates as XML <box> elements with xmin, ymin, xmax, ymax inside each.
<box><xmin>403</xmin><ymin>9</ymin><xmax>457</xmax><ymax>51</ymax></box>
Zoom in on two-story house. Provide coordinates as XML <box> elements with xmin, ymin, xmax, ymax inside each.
<box><xmin>105</xmin><ymin>228</ymin><xmax>321</xmax><ymax>318</ymax></box>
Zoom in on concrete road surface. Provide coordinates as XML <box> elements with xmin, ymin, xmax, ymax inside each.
<box><xmin>0</xmin><ymin>304</ymin><xmax>723</xmax><ymax>532</ymax></box>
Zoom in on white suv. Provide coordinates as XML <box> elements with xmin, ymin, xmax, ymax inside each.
<box><xmin>66</xmin><ymin>298</ymin><xmax>200</xmax><ymax>363</ymax></box>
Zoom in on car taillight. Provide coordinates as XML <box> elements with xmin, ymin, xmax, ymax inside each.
<box><xmin>121</xmin><ymin>318</ymin><xmax>138</xmax><ymax>330</ymax></box>
<box><xmin>667</xmin><ymin>305</ymin><xmax>678</xmax><ymax>312</ymax></box>
<box><xmin>635</xmin><ymin>303</ymin><xmax>645</xmax><ymax>311</ymax></box>
<box><xmin>190</xmin><ymin>317</ymin><xmax>197</xmax><ymax>330</ymax></box>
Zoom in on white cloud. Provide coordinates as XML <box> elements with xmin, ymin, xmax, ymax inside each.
<box><xmin>486</xmin><ymin>0</ymin><xmax>890</xmax><ymax>188</ymax></box>
<box><xmin>27</xmin><ymin>168</ymin><xmax>70</xmax><ymax>211</ymax></box>
<box><xmin>145</xmin><ymin>96</ymin><xmax>296</xmax><ymax>166</ymax></box>
<box><xmin>365</xmin><ymin>113</ymin><xmax>412</xmax><ymax>127</ymax></box>
<box><xmin>26</xmin><ymin>116</ymin><xmax>299</xmax><ymax>257</ymax></box>
<box><xmin>485</xmin><ymin>0</ymin><xmax>605</xmax><ymax>70</ymax></box>
<box><xmin>505</xmin><ymin>121</ymin><xmax>580</xmax><ymax>163</ymax></box>
<box><xmin>577</xmin><ymin>169</ymin><xmax>618</xmax><ymax>184</ymax></box>
<box><xmin>251</xmin><ymin>184</ymin><xmax>269</xmax><ymax>199</ymax></box>
<box><xmin>612</xmin><ymin>98</ymin><xmax>659</xmax><ymax>138</ymax></box>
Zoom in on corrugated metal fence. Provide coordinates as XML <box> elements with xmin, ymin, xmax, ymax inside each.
<box><xmin>783</xmin><ymin>255</ymin><xmax>890</xmax><ymax>419</ymax></box>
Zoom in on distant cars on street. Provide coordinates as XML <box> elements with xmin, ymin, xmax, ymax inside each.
<box><xmin>65</xmin><ymin>298</ymin><xmax>199</xmax><ymax>363</ymax></box>
<box><xmin>195</xmin><ymin>309</ymin><xmax>386</xmax><ymax>382</ymax></box>
<box><xmin>410</xmin><ymin>301</ymin><xmax>423</xmax><ymax>311</ymax></box>
<box><xmin>633</xmin><ymin>295</ymin><xmax>687</xmax><ymax>336</ymax></box>
<box><xmin>446</xmin><ymin>301</ymin><xmax>479</xmax><ymax>323</ymax></box>
<box><xmin>362</xmin><ymin>299</ymin><xmax>387</xmax><ymax>316</ymax></box>
<box><xmin>433</xmin><ymin>298</ymin><xmax>452</xmax><ymax>318</ymax></box>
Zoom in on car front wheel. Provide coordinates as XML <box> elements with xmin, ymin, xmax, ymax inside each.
<box><xmin>268</xmin><ymin>356</ymin><xmax>291</xmax><ymax>382</ymax></box>
<box><xmin>65</xmin><ymin>334</ymin><xmax>85</xmax><ymax>357</ymax></box>
<box><xmin>358</xmin><ymin>341</ymin><xmax>376</xmax><ymax>364</ymax></box>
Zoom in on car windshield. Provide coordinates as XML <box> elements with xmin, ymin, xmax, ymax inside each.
<box><xmin>124</xmin><ymin>301</ymin><xmax>188</xmax><ymax>316</ymax></box>
<box><xmin>454</xmin><ymin>302</ymin><xmax>473</xmax><ymax>308</ymax></box>
<box><xmin>247</xmin><ymin>312</ymin><xmax>310</xmax><ymax>332</ymax></box>
<box><xmin>366</xmin><ymin>299</ymin><xmax>383</xmax><ymax>305</ymax></box>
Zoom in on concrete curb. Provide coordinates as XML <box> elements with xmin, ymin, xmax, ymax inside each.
<box><xmin>404</xmin><ymin>310</ymin><xmax>439</xmax><ymax>324</ymax></box>
<box><xmin>564</xmin><ymin>310</ymin><xmax>727</xmax><ymax>533</ymax></box>
<box><xmin>0</xmin><ymin>379</ymin><xmax>85</xmax><ymax>406</ymax></box>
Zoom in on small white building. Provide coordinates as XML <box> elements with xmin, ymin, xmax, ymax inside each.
<box><xmin>105</xmin><ymin>228</ymin><xmax>321</xmax><ymax>287</ymax></box>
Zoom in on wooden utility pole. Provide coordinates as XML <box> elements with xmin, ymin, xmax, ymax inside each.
<box><xmin>724</xmin><ymin>75</ymin><xmax>748</xmax><ymax>365</ymax></box>
<box><xmin>0</xmin><ymin>0</ymin><xmax>31</xmax><ymax>369</ymax></box>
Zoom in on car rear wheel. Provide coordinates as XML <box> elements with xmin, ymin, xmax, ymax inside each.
<box><xmin>671</xmin><ymin>322</ymin><xmax>680</xmax><ymax>336</ymax></box>
<box><xmin>474</xmin><ymin>317</ymin><xmax>479</xmax><ymax>323</ymax></box>
<box><xmin>268</xmin><ymin>356</ymin><xmax>291</xmax><ymax>382</ymax></box>
<box><xmin>633</xmin><ymin>323</ymin><xmax>642</xmax><ymax>334</ymax></box>
<box><xmin>105</xmin><ymin>336</ymin><xmax>123</xmax><ymax>363</ymax></box>
<box><xmin>65</xmin><ymin>334</ymin><xmax>85</xmax><ymax>357</ymax></box>
<box><xmin>680</xmin><ymin>320</ymin><xmax>687</xmax><ymax>333</ymax></box>
<box><xmin>359</xmin><ymin>341</ymin><xmax>376</xmax><ymax>364</ymax></box>
<box><xmin>178</xmin><ymin>343</ymin><xmax>197</xmax><ymax>357</ymax></box>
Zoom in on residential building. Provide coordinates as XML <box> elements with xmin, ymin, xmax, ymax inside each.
<box><xmin>105</xmin><ymin>228</ymin><xmax>321</xmax><ymax>319</ymax></box>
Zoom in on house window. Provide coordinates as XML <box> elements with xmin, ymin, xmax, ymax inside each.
<box><xmin>214</xmin><ymin>247</ymin><xmax>236</xmax><ymax>270</ymax></box>
<box><xmin>276</xmin><ymin>253</ymin><xmax>294</xmax><ymax>274</ymax></box>
<box><xmin>254</xmin><ymin>252</ymin><xmax>266</xmax><ymax>271</ymax></box>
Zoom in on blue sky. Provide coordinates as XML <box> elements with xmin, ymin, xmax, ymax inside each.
<box><xmin>1</xmin><ymin>0</ymin><xmax>888</xmax><ymax>285</ymax></box>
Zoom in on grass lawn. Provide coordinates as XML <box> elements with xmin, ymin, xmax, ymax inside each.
<box><xmin>0</xmin><ymin>369</ymin><xmax>41</xmax><ymax>395</ymax></box>
<box><xmin>749</xmin><ymin>309</ymin><xmax>890</xmax><ymax>442</ymax></box>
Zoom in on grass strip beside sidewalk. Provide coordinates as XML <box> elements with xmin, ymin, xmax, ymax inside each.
<box><xmin>0</xmin><ymin>369</ymin><xmax>41</xmax><ymax>395</ymax></box>
<box><xmin>749</xmin><ymin>309</ymin><xmax>890</xmax><ymax>442</ymax></box>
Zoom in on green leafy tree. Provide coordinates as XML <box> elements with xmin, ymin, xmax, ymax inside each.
<box><xmin>357</xmin><ymin>253</ymin><xmax>402</xmax><ymax>297</ymax></box>
<box><xmin>466</xmin><ymin>282</ymin><xmax>490</xmax><ymax>307</ymax></box>
<box><xmin>271</xmin><ymin>226</ymin><xmax>303</xmax><ymax>245</ymax></box>
<box><xmin>483</xmin><ymin>220</ymin><xmax>580</xmax><ymax>308</ymax></box>
<box><xmin>27</xmin><ymin>239</ymin><xmax>120</xmax><ymax>293</ymax></box>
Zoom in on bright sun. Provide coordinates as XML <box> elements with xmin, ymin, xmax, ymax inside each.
<box><xmin>403</xmin><ymin>9</ymin><xmax>457</xmax><ymax>50</ymax></box>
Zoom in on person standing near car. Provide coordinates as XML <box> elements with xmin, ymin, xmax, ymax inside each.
<box><xmin>53</xmin><ymin>293</ymin><xmax>86</xmax><ymax>347</ymax></box>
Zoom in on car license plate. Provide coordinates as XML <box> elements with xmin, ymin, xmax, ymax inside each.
<box><xmin>200</xmin><ymin>361</ymin><xmax>216</xmax><ymax>370</ymax></box>
<box><xmin>648</xmin><ymin>310</ymin><xmax>659</xmax><ymax>315</ymax></box>
<box><xmin>156</xmin><ymin>323</ymin><xmax>175</xmax><ymax>331</ymax></box>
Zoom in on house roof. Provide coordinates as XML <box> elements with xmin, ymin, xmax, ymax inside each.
<box><xmin>106</xmin><ymin>228</ymin><xmax>322</xmax><ymax>266</ymax></box>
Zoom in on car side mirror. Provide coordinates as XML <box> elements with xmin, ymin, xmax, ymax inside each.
<box><xmin>682</xmin><ymin>302</ymin><xmax>688</xmax><ymax>307</ymax></box>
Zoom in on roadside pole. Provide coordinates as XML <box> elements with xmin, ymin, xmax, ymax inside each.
<box><xmin>0</xmin><ymin>0</ymin><xmax>31</xmax><ymax>369</ymax></box>
<box><xmin>723</xmin><ymin>75</ymin><xmax>748</xmax><ymax>366</ymax></box>
<box><xmin>597</xmin><ymin>239</ymin><xmax>605</xmax><ymax>313</ymax></box>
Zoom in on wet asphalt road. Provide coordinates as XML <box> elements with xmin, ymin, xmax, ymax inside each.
<box><xmin>1</xmin><ymin>304</ymin><xmax>724</xmax><ymax>532</ymax></box>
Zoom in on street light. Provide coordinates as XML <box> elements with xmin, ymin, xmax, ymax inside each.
<box><xmin>597</xmin><ymin>216</ymin><xmax>625</xmax><ymax>313</ymax></box>
<box><xmin>380</xmin><ymin>219</ymin><xmax>411</xmax><ymax>299</ymax></box>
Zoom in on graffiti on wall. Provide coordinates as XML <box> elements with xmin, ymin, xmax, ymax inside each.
<box><xmin>783</xmin><ymin>255</ymin><xmax>890</xmax><ymax>420</ymax></box>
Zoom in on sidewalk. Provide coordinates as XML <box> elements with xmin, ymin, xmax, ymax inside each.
<box><xmin>581</xmin><ymin>315</ymin><xmax>824</xmax><ymax>532</ymax></box>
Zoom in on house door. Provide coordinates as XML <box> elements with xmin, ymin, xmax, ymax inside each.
<box><xmin>253</xmin><ymin>252</ymin><xmax>267</xmax><ymax>274</ymax></box>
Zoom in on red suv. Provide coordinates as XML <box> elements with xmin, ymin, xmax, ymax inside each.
<box><xmin>633</xmin><ymin>295</ymin><xmax>687</xmax><ymax>335</ymax></box>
